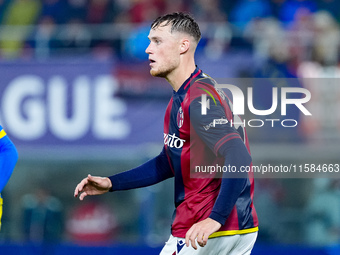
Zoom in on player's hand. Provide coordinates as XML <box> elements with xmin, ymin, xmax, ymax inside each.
<box><xmin>74</xmin><ymin>174</ymin><xmax>112</xmax><ymax>200</ymax></box>
<box><xmin>185</xmin><ymin>217</ymin><xmax>222</xmax><ymax>250</ymax></box>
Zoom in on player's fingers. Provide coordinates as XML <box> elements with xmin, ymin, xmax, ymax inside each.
<box><xmin>185</xmin><ymin>227</ymin><xmax>193</xmax><ymax>247</ymax></box>
<box><xmin>74</xmin><ymin>177</ymin><xmax>89</xmax><ymax>197</ymax></box>
<box><xmin>188</xmin><ymin>229</ymin><xmax>198</xmax><ymax>250</ymax></box>
<box><xmin>202</xmin><ymin>233</ymin><xmax>208</xmax><ymax>246</ymax></box>
<box><xmin>191</xmin><ymin>235</ymin><xmax>198</xmax><ymax>250</ymax></box>
<box><xmin>74</xmin><ymin>183</ymin><xmax>82</xmax><ymax>197</ymax></box>
<box><xmin>197</xmin><ymin>232</ymin><xmax>205</xmax><ymax>247</ymax></box>
<box><xmin>87</xmin><ymin>174</ymin><xmax>94</xmax><ymax>181</ymax></box>
<box><xmin>87</xmin><ymin>174</ymin><xmax>102</xmax><ymax>187</ymax></box>
<box><xmin>186</xmin><ymin>225</ymin><xmax>200</xmax><ymax>249</ymax></box>
<box><xmin>74</xmin><ymin>188</ymin><xmax>78</xmax><ymax>197</ymax></box>
<box><xmin>79</xmin><ymin>191</ymin><xmax>88</xmax><ymax>201</ymax></box>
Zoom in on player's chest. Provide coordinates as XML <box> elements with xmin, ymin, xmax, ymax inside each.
<box><xmin>163</xmin><ymin>96</ymin><xmax>190</xmax><ymax>148</ymax></box>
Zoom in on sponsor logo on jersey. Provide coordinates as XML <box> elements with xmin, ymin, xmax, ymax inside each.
<box><xmin>177</xmin><ymin>107</ymin><xmax>184</xmax><ymax>128</ymax></box>
<box><xmin>203</xmin><ymin>117</ymin><xmax>228</xmax><ymax>131</ymax></box>
<box><xmin>164</xmin><ymin>133</ymin><xmax>186</xmax><ymax>148</ymax></box>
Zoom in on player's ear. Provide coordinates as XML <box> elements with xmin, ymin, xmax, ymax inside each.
<box><xmin>179</xmin><ymin>38</ymin><xmax>190</xmax><ymax>54</ymax></box>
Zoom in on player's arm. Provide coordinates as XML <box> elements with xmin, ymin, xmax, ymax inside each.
<box><xmin>186</xmin><ymin>95</ymin><xmax>251</xmax><ymax>249</ymax></box>
<box><xmin>108</xmin><ymin>146</ymin><xmax>174</xmax><ymax>191</ymax></box>
<box><xmin>190</xmin><ymin>95</ymin><xmax>251</xmax><ymax>223</ymax></box>
<box><xmin>74</xmin><ymin>147</ymin><xmax>174</xmax><ymax>200</ymax></box>
<box><xmin>208</xmin><ymin>138</ymin><xmax>251</xmax><ymax>223</ymax></box>
<box><xmin>0</xmin><ymin>127</ymin><xmax>18</xmax><ymax>193</ymax></box>
<box><xmin>186</xmin><ymin>140</ymin><xmax>250</xmax><ymax>249</ymax></box>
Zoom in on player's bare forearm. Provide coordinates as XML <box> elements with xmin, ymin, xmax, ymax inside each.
<box><xmin>185</xmin><ymin>217</ymin><xmax>222</xmax><ymax>250</ymax></box>
<box><xmin>74</xmin><ymin>174</ymin><xmax>112</xmax><ymax>200</ymax></box>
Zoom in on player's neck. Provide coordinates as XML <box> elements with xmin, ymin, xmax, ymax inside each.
<box><xmin>166</xmin><ymin>59</ymin><xmax>196</xmax><ymax>92</ymax></box>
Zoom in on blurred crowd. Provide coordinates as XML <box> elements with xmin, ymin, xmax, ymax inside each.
<box><xmin>0</xmin><ymin>0</ymin><xmax>339</xmax><ymax>69</ymax></box>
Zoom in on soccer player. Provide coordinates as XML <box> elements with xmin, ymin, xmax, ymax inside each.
<box><xmin>0</xmin><ymin>125</ymin><xmax>18</xmax><ymax>230</ymax></box>
<box><xmin>74</xmin><ymin>12</ymin><xmax>258</xmax><ymax>254</ymax></box>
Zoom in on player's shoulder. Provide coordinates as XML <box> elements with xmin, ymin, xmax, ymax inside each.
<box><xmin>192</xmin><ymin>72</ymin><xmax>217</xmax><ymax>89</ymax></box>
<box><xmin>189</xmin><ymin>72</ymin><xmax>218</xmax><ymax>99</ymax></box>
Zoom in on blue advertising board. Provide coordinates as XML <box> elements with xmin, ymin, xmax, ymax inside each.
<box><xmin>0</xmin><ymin>60</ymin><xmax>168</xmax><ymax>159</ymax></box>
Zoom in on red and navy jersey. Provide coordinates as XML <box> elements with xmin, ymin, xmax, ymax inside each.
<box><xmin>163</xmin><ymin>67</ymin><xmax>258</xmax><ymax>238</ymax></box>
<box><xmin>109</xmin><ymin>67</ymin><xmax>258</xmax><ymax>238</ymax></box>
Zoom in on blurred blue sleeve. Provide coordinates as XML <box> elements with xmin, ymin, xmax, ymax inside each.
<box><xmin>0</xmin><ymin>127</ymin><xmax>19</xmax><ymax>193</ymax></box>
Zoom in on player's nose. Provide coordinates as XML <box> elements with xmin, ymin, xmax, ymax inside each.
<box><xmin>145</xmin><ymin>42</ymin><xmax>152</xmax><ymax>54</ymax></box>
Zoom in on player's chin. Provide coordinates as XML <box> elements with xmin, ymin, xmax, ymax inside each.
<box><xmin>150</xmin><ymin>68</ymin><xmax>159</xmax><ymax>77</ymax></box>
<box><xmin>150</xmin><ymin>69</ymin><xmax>167</xmax><ymax>78</ymax></box>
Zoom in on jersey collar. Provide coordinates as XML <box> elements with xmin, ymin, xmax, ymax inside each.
<box><xmin>173</xmin><ymin>66</ymin><xmax>202</xmax><ymax>96</ymax></box>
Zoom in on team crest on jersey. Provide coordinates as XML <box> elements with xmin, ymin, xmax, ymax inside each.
<box><xmin>177</xmin><ymin>107</ymin><xmax>184</xmax><ymax>128</ymax></box>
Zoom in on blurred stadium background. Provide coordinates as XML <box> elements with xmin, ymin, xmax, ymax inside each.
<box><xmin>0</xmin><ymin>0</ymin><xmax>340</xmax><ymax>254</ymax></box>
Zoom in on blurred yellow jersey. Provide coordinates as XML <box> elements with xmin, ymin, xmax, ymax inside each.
<box><xmin>0</xmin><ymin>195</ymin><xmax>3</xmax><ymax>230</ymax></box>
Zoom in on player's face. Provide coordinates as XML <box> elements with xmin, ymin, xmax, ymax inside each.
<box><xmin>145</xmin><ymin>23</ymin><xmax>181</xmax><ymax>78</ymax></box>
